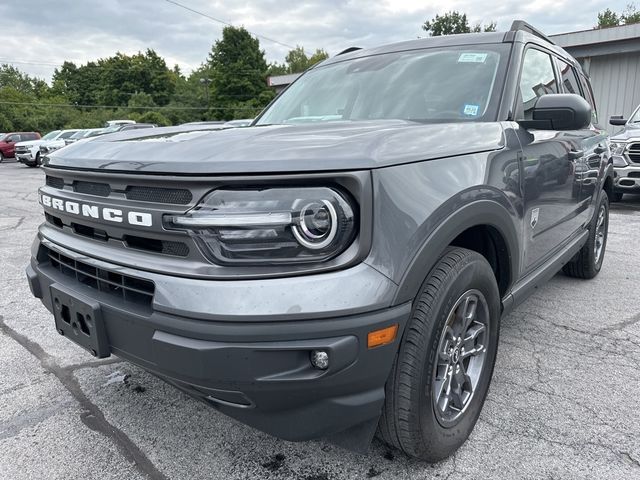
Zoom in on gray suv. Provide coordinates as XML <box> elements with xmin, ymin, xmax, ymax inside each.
<box><xmin>27</xmin><ymin>21</ymin><xmax>613</xmax><ymax>461</ymax></box>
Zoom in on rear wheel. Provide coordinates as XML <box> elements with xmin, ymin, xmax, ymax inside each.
<box><xmin>377</xmin><ymin>247</ymin><xmax>500</xmax><ymax>461</ymax></box>
<box><xmin>563</xmin><ymin>191</ymin><xmax>609</xmax><ymax>279</ymax></box>
<box><xmin>0</xmin><ymin>152</ymin><xmax>4</xmax><ymax>163</ymax></box>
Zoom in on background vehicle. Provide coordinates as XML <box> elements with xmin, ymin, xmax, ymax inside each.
<box><xmin>35</xmin><ymin>130</ymin><xmax>81</xmax><ymax>164</ymax></box>
<box><xmin>0</xmin><ymin>132</ymin><xmax>40</xmax><ymax>162</ymax></box>
<box><xmin>223</xmin><ymin>119</ymin><xmax>253</xmax><ymax>127</ymax></box>
<box><xmin>104</xmin><ymin>120</ymin><xmax>135</xmax><ymax>128</ymax></box>
<box><xmin>609</xmin><ymin>105</ymin><xmax>640</xmax><ymax>200</ymax></box>
<box><xmin>27</xmin><ymin>22</ymin><xmax>613</xmax><ymax>461</ymax></box>
<box><xmin>65</xmin><ymin>128</ymin><xmax>105</xmax><ymax>145</ymax></box>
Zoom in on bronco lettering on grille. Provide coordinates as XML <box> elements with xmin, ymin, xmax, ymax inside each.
<box><xmin>39</xmin><ymin>193</ymin><xmax>153</xmax><ymax>227</ymax></box>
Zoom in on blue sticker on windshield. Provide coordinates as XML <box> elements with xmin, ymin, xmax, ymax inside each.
<box><xmin>463</xmin><ymin>104</ymin><xmax>479</xmax><ymax>116</ymax></box>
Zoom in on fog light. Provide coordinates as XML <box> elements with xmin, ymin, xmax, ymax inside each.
<box><xmin>310</xmin><ymin>350</ymin><xmax>329</xmax><ymax>370</ymax></box>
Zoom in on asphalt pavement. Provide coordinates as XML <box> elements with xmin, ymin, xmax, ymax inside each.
<box><xmin>1</xmin><ymin>161</ymin><xmax>639</xmax><ymax>479</ymax></box>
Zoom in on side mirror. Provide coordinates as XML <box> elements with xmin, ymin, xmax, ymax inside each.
<box><xmin>518</xmin><ymin>94</ymin><xmax>591</xmax><ymax>131</ymax></box>
<box><xmin>609</xmin><ymin>115</ymin><xmax>627</xmax><ymax>126</ymax></box>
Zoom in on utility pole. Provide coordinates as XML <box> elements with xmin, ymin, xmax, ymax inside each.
<box><xmin>199</xmin><ymin>77</ymin><xmax>212</xmax><ymax>110</ymax></box>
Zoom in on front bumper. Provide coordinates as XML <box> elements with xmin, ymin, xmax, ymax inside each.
<box><xmin>16</xmin><ymin>152</ymin><xmax>35</xmax><ymax>164</ymax></box>
<box><xmin>614</xmin><ymin>165</ymin><xmax>640</xmax><ymax>193</ymax></box>
<box><xmin>27</xmin><ymin>237</ymin><xmax>409</xmax><ymax>442</ymax></box>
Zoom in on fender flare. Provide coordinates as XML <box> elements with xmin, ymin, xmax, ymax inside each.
<box><xmin>392</xmin><ymin>199</ymin><xmax>521</xmax><ymax>305</ymax></box>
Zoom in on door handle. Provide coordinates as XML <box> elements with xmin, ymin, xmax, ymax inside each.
<box><xmin>594</xmin><ymin>144</ymin><xmax>606</xmax><ymax>155</ymax></box>
<box><xmin>568</xmin><ymin>149</ymin><xmax>584</xmax><ymax>160</ymax></box>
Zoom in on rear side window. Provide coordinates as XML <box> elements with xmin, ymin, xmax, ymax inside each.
<box><xmin>557</xmin><ymin>59</ymin><xmax>581</xmax><ymax>95</ymax></box>
<box><xmin>517</xmin><ymin>48</ymin><xmax>559</xmax><ymax>119</ymax></box>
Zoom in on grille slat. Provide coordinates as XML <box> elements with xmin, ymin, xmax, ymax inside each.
<box><xmin>44</xmin><ymin>247</ymin><xmax>154</xmax><ymax>306</ymax></box>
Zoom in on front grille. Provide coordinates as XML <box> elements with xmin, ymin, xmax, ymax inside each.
<box><xmin>628</xmin><ymin>172</ymin><xmax>640</xmax><ymax>178</ymax></box>
<box><xmin>74</xmin><ymin>181</ymin><xmax>111</xmax><ymax>197</ymax></box>
<box><xmin>46</xmin><ymin>176</ymin><xmax>65</xmax><ymax>189</ymax></box>
<box><xmin>629</xmin><ymin>143</ymin><xmax>640</xmax><ymax>164</ymax></box>
<box><xmin>45</xmin><ymin>176</ymin><xmax>193</xmax><ymax>205</ymax></box>
<box><xmin>125</xmin><ymin>186</ymin><xmax>192</xmax><ymax>205</ymax></box>
<box><xmin>124</xmin><ymin>235</ymin><xmax>190</xmax><ymax>257</ymax></box>
<box><xmin>15</xmin><ymin>146</ymin><xmax>29</xmax><ymax>154</ymax></box>
<box><xmin>43</xmin><ymin>246</ymin><xmax>154</xmax><ymax>306</ymax></box>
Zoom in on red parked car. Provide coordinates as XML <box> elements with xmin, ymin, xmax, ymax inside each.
<box><xmin>0</xmin><ymin>132</ymin><xmax>41</xmax><ymax>162</ymax></box>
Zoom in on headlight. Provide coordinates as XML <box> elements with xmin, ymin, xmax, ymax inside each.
<box><xmin>164</xmin><ymin>187</ymin><xmax>357</xmax><ymax>265</ymax></box>
<box><xmin>610</xmin><ymin>142</ymin><xmax>626</xmax><ymax>156</ymax></box>
<box><xmin>613</xmin><ymin>155</ymin><xmax>628</xmax><ymax>167</ymax></box>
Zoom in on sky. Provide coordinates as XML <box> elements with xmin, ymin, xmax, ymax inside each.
<box><xmin>0</xmin><ymin>0</ymin><xmax>633</xmax><ymax>82</ymax></box>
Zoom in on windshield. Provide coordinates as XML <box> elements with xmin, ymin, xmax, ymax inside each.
<box><xmin>59</xmin><ymin>131</ymin><xmax>78</xmax><ymax>139</ymax></box>
<box><xmin>69</xmin><ymin>130</ymin><xmax>87</xmax><ymax>139</ymax></box>
<box><xmin>257</xmin><ymin>45</ymin><xmax>508</xmax><ymax>125</ymax></box>
<box><xmin>42</xmin><ymin>130</ymin><xmax>61</xmax><ymax>140</ymax></box>
<box><xmin>629</xmin><ymin>105</ymin><xmax>640</xmax><ymax>123</ymax></box>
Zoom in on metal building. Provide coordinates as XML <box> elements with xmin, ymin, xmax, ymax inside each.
<box><xmin>550</xmin><ymin>24</ymin><xmax>640</xmax><ymax>133</ymax></box>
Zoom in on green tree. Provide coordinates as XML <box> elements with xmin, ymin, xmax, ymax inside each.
<box><xmin>597</xmin><ymin>8</ymin><xmax>620</xmax><ymax>27</ymax></box>
<box><xmin>622</xmin><ymin>3</ymin><xmax>640</xmax><ymax>24</ymax></box>
<box><xmin>422</xmin><ymin>11</ymin><xmax>496</xmax><ymax>36</ymax></box>
<box><xmin>207</xmin><ymin>26</ymin><xmax>273</xmax><ymax>119</ymax></box>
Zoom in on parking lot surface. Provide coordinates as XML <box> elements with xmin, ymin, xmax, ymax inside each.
<box><xmin>1</xmin><ymin>161</ymin><xmax>639</xmax><ymax>480</ymax></box>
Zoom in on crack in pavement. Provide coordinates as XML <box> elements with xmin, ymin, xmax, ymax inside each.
<box><xmin>0</xmin><ymin>315</ymin><xmax>168</xmax><ymax>480</ymax></box>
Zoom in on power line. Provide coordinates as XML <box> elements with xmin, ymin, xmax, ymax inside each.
<box><xmin>163</xmin><ymin>0</ymin><xmax>295</xmax><ymax>49</ymax></box>
<box><xmin>0</xmin><ymin>100</ymin><xmax>259</xmax><ymax>111</ymax></box>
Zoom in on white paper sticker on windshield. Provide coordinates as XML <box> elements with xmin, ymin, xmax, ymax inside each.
<box><xmin>463</xmin><ymin>104</ymin><xmax>480</xmax><ymax>116</ymax></box>
<box><xmin>458</xmin><ymin>53</ymin><xmax>488</xmax><ymax>63</ymax></box>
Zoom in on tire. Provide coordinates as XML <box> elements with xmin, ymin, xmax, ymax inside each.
<box><xmin>35</xmin><ymin>152</ymin><xmax>41</xmax><ymax>167</ymax></box>
<box><xmin>377</xmin><ymin>247</ymin><xmax>501</xmax><ymax>461</ymax></box>
<box><xmin>0</xmin><ymin>152</ymin><xmax>4</xmax><ymax>163</ymax></box>
<box><xmin>563</xmin><ymin>191</ymin><xmax>609</xmax><ymax>279</ymax></box>
<box><xmin>611</xmin><ymin>192</ymin><xmax>624</xmax><ymax>202</ymax></box>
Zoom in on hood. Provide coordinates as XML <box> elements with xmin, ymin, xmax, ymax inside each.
<box><xmin>46</xmin><ymin>120</ymin><xmax>505</xmax><ymax>175</ymax></box>
<box><xmin>610</xmin><ymin>123</ymin><xmax>640</xmax><ymax>142</ymax></box>
<box><xmin>15</xmin><ymin>139</ymin><xmax>46</xmax><ymax>148</ymax></box>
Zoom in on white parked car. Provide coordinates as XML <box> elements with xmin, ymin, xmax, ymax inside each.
<box><xmin>34</xmin><ymin>130</ymin><xmax>81</xmax><ymax>164</ymax></box>
<box><xmin>15</xmin><ymin>130</ymin><xmax>78</xmax><ymax>167</ymax></box>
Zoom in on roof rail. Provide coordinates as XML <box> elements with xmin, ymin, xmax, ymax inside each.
<box><xmin>509</xmin><ymin>20</ymin><xmax>555</xmax><ymax>45</ymax></box>
<box><xmin>336</xmin><ymin>47</ymin><xmax>362</xmax><ymax>56</ymax></box>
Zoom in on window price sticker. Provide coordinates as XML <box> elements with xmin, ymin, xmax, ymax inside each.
<box><xmin>458</xmin><ymin>53</ymin><xmax>488</xmax><ymax>63</ymax></box>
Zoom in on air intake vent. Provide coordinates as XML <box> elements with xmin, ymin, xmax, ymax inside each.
<box><xmin>124</xmin><ymin>235</ymin><xmax>190</xmax><ymax>257</ymax></box>
<box><xmin>43</xmin><ymin>246</ymin><xmax>154</xmax><ymax>306</ymax></box>
<box><xmin>74</xmin><ymin>181</ymin><xmax>111</xmax><ymax>197</ymax></box>
<box><xmin>46</xmin><ymin>176</ymin><xmax>65</xmax><ymax>189</ymax></box>
<box><xmin>125</xmin><ymin>186</ymin><xmax>192</xmax><ymax>205</ymax></box>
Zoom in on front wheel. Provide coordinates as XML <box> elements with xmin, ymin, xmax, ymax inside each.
<box><xmin>563</xmin><ymin>191</ymin><xmax>609</xmax><ymax>279</ymax></box>
<box><xmin>377</xmin><ymin>247</ymin><xmax>500</xmax><ymax>461</ymax></box>
<box><xmin>0</xmin><ymin>152</ymin><xmax>4</xmax><ymax>163</ymax></box>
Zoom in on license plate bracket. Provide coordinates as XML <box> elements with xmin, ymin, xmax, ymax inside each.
<box><xmin>50</xmin><ymin>284</ymin><xmax>110</xmax><ymax>358</ymax></box>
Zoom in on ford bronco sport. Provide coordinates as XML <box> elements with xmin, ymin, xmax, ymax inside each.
<box><xmin>27</xmin><ymin>21</ymin><xmax>613</xmax><ymax>461</ymax></box>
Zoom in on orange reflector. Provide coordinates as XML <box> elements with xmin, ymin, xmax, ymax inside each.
<box><xmin>367</xmin><ymin>324</ymin><xmax>399</xmax><ymax>349</ymax></box>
